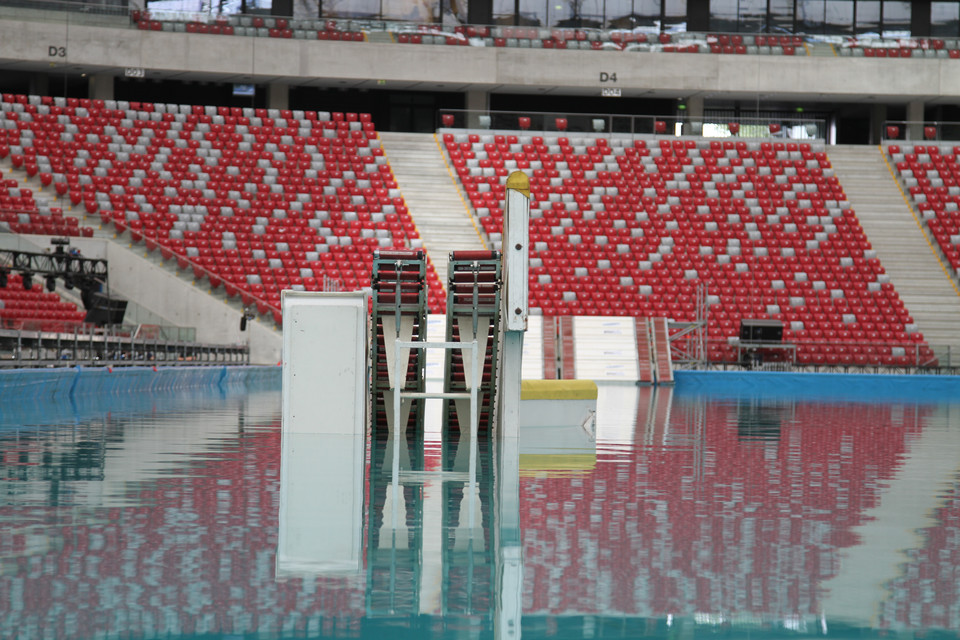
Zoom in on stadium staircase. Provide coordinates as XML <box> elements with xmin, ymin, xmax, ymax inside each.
<box><xmin>379</xmin><ymin>132</ymin><xmax>486</xmax><ymax>285</ymax></box>
<box><xmin>828</xmin><ymin>144</ymin><xmax>960</xmax><ymax>352</ymax></box>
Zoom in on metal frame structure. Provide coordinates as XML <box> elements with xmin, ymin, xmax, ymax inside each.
<box><xmin>369</xmin><ymin>248</ymin><xmax>428</xmax><ymax>431</ymax></box>
<box><xmin>443</xmin><ymin>250</ymin><xmax>502</xmax><ymax>440</ymax></box>
<box><xmin>0</xmin><ymin>247</ymin><xmax>108</xmax><ymax>296</ymax></box>
<box><xmin>0</xmin><ymin>324</ymin><xmax>249</xmax><ymax>367</ymax></box>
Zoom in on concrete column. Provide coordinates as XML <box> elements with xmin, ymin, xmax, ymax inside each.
<box><xmin>88</xmin><ymin>74</ymin><xmax>114</xmax><ymax>101</ymax></box>
<box><xmin>869</xmin><ymin>104</ymin><xmax>887</xmax><ymax>145</ymax></box>
<box><xmin>685</xmin><ymin>95</ymin><xmax>704</xmax><ymax>136</ymax></box>
<box><xmin>906</xmin><ymin>100</ymin><xmax>925</xmax><ymax>141</ymax></box>
<box><xmin>911</xmin><ymin>0</ymin><xmax>932</xmax><ymax>37</ymax></box>
<box><xmin>267</xmin><ymin>83</ymin><xmax>289</xmax><ymax>111</ymax></box>
<box><xmin>29</xmin><ymin>74</ymin><xmax>49</xmax><ymax>97</ymax></box>
<box><xmin>465</xmin><ymin>89</ymin><xmax>488</xmax><ymax>129</ymax></box>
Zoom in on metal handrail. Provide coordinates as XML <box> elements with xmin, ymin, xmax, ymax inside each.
<box><xmin>438</xmin><ymin>109</ymin><xmax>827</xmax><ymax>139</ymax></box>
<box><xmin>0</xmin><ymin>322</ymin><xmax>249</xmax><ymax>368</ymax></box>
<box><xmin>883</xmin><ymin>121</ymin><xmax>960</xmax><ymax>143</ymax></box>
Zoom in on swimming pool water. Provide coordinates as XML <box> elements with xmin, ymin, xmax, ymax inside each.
<box><xmin>2</xmin><ymin>383</ymin><xmax>960</xmax><ymax>639</ymax></box>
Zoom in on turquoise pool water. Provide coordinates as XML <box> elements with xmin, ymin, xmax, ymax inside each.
<box><xmin>2</xmin><ymin>380</ymin><xmax>960</xmax><ymax>639</ymax></box>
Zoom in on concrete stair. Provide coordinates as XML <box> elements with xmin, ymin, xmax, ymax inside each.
<box><xmin>806</xmin><ymin>42</ymin><xmax>836</xmax><ymax>57</ymax></box>
<box><xmin>828</xmin><ymin>144</ymin><xmax>960</xmax><ymax>351</ymax></box>
<box><xmin>379</xmin><ymin>132</ymin><xmax>486</xmax><ymax>287</ymax></box>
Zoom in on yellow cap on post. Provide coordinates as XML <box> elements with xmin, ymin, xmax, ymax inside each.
<box><xmin>506</xmin><ymin>170</ymin><xmax>530</xmax><ymax>198</ymax></box>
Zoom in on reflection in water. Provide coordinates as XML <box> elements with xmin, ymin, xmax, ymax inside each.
<box><xmin>1</xmin><ymin>385</ymin><xmax>960</xmax><ymax>638</ymax></box>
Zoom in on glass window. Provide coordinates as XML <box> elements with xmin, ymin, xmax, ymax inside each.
<box><xmin>323</xmin><ymin>0</ymin><xmax>379</xmax><ymax>18</ymax></box>
<box><xmin>663</xmin><ymin>0</ymin><xmax>687</xmax><ymax>31</ymax></box>
<box><xmin>382</xmin><ymin>0</ymin><xmax>438</xmax><ymax>21</ymax></box>
<box><xmin>739</xmin><ymin>0</ymin><xmax>767</xmax><ymax>31</ymax></box>
<box><xmin>710</xmin><ymin>0</ymin><xmax>739</xmax><ymax>32</ymax></box>
<box><xmin>797</xmin><ymin>0</ymin><xmax>825</xmax><ymax>32</ymax></box>
<box><xmin>576</xmin><ymin>0</ymin><xmax>604</xmax><ymax>26</ymax></box>
<box><xmin>518</xmin><ymin>0</ymin><xmax>547</xmax><ymax>25</ymax></box>
<box><xmin>931</xmin><ymin>1</ymin><xmax>960</xmax><ymax>37</ymax></box>
<box><xmin>768</xmin><ymin>0</ymin><xmax>794</xmax><ymax>32</ymax></box>
<box><xmin>605</xmin><ymin>0</ymin><xmax>634</xmax><ymax>28</ymax></box>
<box><xmin>880</xmin><ymin>0</ymin><xmax>910</xmax><ymax>37</ymax></box>
<box><xmin>633</xmin><ymin>0</ymin><xmax>662</xmax><ymax>27</ymax></box>
<box><xmin>855</xmin><ymin>0</ymin><xmax>880</xmax><ymax>35</ymax></box>
<box><xmin>445</xmin><ymin>0</ymin><xmax>469</xmax><ymax>24</ymax></box>
<box><xmin>823</xmin><ymin>0</ymin><xmax>853</xmax><ymax>35</ymax></box>
<box><xmin>546</xmin><ymin>0</ymin><xmax>575</xmax><ymax>26</ymax></box>
<box><xmin>493</xmin><ymin>0</ymin><xmax>517</xmax><ymax>23</ymax></box>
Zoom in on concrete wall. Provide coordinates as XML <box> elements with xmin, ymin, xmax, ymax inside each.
<box><xmin>2</xmin><ymin>18</ymin><xmax>959</xmax><ymax>102</ymax></box>
<box><xmin>74</xmin><ymin>238</ymin><xmax>282</xmax><ymax>364</ymax></box>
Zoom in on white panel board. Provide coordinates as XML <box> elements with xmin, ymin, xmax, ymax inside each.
<box><xmin>276</xmin><ymin>433</ymin><xmax>365</xmax><ymax>576</ymax></box>
<box><xmin>425</xmin><ymin>313</ymin><xmax>447</xmax><ymax>382</ymax></box>
<box><xmin>572</xmin><ymin>316</ymin><xmax>639</xmax><ymax>381</ymax></box>
<box><xmin>281</xmin><ymin>291</ymin><xmax>367</xmax><ymax>436</ymax></box>
<box><xmin>278</xmin><ymin>291</ymin><xmax>367</xmax><ymax>576</ymax></box>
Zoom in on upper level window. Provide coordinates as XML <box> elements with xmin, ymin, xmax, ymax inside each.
<box><xmin>769</xmin><ymin>0</ymin><xmax>795</xmax><ymax>32</ymax></box>
<box><xmin>823</xmin><ymin>0</ymin><xmax>854</xmax><ymax>35</ymax></box>
<box><xmin>932</xmin><ymin>1</ymin><xmax>960</xmax><ymax>37</ymax></box>
<box><xmin>881</xmin><ymin>0</ymin><xmax>910</xmax><ymax>37</ymax></box>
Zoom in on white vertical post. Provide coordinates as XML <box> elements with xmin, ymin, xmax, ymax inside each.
<box><xmin>495</xmin><ymin>172</ymin><xmax>529</xmax><ymax>640</ymax></box>
<box><xmin>503</xmin><ymin>172</ymin><xmax>529</xmax><ymax>333</ymax></box>
<box><xmin>499</xmin><ymin>171</ymin><xmax>530</xmax><ymax>440</ymax></box>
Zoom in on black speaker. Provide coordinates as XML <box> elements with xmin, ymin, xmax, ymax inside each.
<box><xmin>739</xmin><ymin>319</ymin><xmax>783</xmax><ymax>343</ymax></box>
<box><xmin>84</xmin><ymin>293</ymin><xmax>128</xmax><ymax>326</ymax></box>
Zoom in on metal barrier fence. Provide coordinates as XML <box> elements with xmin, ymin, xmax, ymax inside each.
<box><xmin>883</xmin><ymin>121</ymin><xmax>960</xmax><ymax>142</ymax></box>
<box><xmin>0</xmin><ymin>323</ymin><xmax>248</xmax><ymax>368</ymax></box>
<box><xmin>671</xmin><ymin>336</ymin><xmax>960</xmax><ymax>375</ymax></box>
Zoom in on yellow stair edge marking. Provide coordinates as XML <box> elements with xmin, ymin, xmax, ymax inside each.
<box><xmin>434</xmin><ymin>131</ymin><xmax>489</xmax><ymax>250</ymax></box>
<box><xmin>878</xmin><ymin>143</ymin><xmax>960</xmax><ymax>299</ymax></box>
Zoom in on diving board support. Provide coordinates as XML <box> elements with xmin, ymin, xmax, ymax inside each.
<box><xmin>393</xmin><ymin>339</ymin><xmax>479</xmax><ymax>530</ymax></box>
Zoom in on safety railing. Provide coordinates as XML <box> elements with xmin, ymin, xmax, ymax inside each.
<box><xmin>671</xmin><ymin>335</ymin><xmax>960</xmax><ymax>374</ymax></box>
<box><xmin>0</xmin><ymin>322</ymin><xmax>249</xmax><ymax>368</ymax></box>
<box><xmin>883</xmin><ymin>121</ymin><xmax>960</xmax><ymax>142</ymax></box>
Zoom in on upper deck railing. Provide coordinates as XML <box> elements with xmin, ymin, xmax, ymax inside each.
<box><xmin>438</xmin><ymin>110</ymin><xmax>827</xmax><ymax>140</ymax></box>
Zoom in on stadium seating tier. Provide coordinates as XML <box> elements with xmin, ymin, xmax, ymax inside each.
<box><xmin>0</xmin><ymin>272</ymin><xmax>87</xmax><ymax>330</ymax></box>
<box><xmin>0</xmin><ymin>94</ymin><xmax>447</xmax><ymax>324</ymax></box>
<box><xmin>887</xmin><ymin>144</ymin><xmax>960</xmax><ymax>274</ymax></box>
<box><xmin>445</xmin><ymin>129</ymin><xmax>930</xmax><ymax>365</ymax></box>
